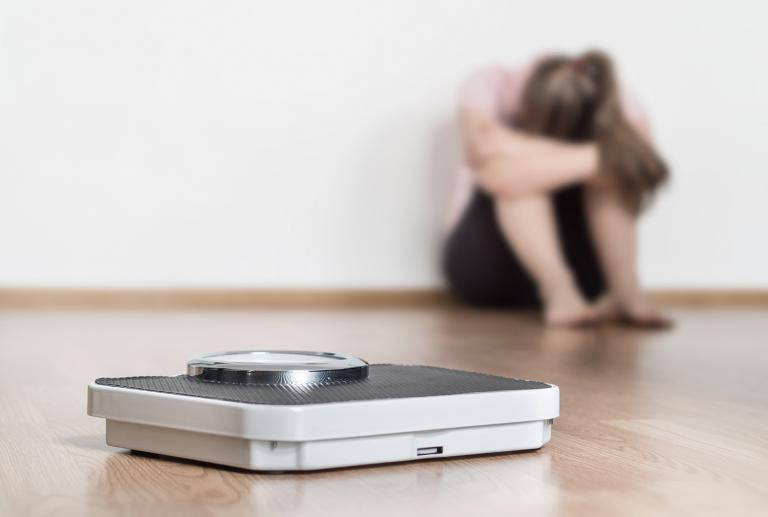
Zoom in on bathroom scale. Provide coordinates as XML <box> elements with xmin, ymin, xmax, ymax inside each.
<box><xmin>87</xmin><ymin>351</ymin><xmax>559</xmax><ymax>471</ymax></box>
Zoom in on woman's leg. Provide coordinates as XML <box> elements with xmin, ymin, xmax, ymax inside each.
<box><xmin>444</xmin><ymin>191</ymin><xmax>540</xmax><ymax>307</ymax></box>
<box><xmin>583</xmin><ymin>177</ymin><xmax>671</xmax><ymax>327</ymax></box>
<box><xmin>494</xmin><ymin>194</ymin><xmax>599</xmax><ymax>326</ymax></box>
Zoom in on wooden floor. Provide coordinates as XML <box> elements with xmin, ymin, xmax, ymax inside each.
<box><xmin>1</xmin><ymin>305</ymin><xmax>767</xmax><ymax>516</ymax></box>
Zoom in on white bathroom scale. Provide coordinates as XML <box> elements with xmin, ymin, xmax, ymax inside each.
<box><xmin>87</xmin><ymin>351</ymin><xmax>559</xmax><ymax>471</ymax></box>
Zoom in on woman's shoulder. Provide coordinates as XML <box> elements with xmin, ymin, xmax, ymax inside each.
<box><xmin>458</xmin><ymin>63</ymin><xmax>531</xmax><ymax>117</ymax></box>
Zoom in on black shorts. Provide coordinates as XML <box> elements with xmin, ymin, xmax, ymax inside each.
<box><xmin>443</xmin><ymin>186</ymin><xmax>606</xmax><ymax>307</ymax></box>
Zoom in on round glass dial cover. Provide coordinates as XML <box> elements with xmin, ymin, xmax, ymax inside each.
<box><xmin>187</xmin><ymin>350</ymin><xmax>369</xmax><ymax>385</ymax></box>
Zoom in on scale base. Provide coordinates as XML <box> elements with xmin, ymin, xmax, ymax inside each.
<box><xmin>106</xmin><ymin>419</ymin><xmax>552</xmax><ymax>471</ymax></box>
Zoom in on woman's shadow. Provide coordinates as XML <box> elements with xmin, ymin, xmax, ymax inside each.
<box><xmin>345</xmin><ymin>114</ymin><xmax>464</xmax><ymax>277</ymax></box>
<box><xmin>428</xmin><ymin>117</ymin><xmax>464</xmax><ymax>245</ymax></box>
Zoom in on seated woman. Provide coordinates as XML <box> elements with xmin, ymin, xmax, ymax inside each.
<box><xmin>444</xmin><ymin>50</ymin><xmax>672</xmax><ymax>327</ymax></box>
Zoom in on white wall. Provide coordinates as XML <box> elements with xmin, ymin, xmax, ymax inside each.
<box><xmin>1</xmin><ymin>0</ymin><xmax>766</xmax><ymax>288</ymax></box>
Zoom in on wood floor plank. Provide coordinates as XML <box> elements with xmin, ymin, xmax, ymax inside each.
<box><xmin>1</xmin><ymin>306</ymin><xmax>767</xmax><ymax>516</ymax></box>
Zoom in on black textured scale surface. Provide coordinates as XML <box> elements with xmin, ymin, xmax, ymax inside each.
<box><xmin>95</xmin><ymin>364</ymin><xmax>550</xmax><ymax>405</ymax></box>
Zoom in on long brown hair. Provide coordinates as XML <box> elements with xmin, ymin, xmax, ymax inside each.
<box><xmin>516</xmin><ymin>50</ymin><xmax>668</xmax><ymax>212</ymax></box>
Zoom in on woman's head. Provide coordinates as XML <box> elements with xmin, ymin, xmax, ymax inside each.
<box><xmin>517</xmin><ymin>50</ymin><xmax>668</xmax><ymax>212</ymax></box>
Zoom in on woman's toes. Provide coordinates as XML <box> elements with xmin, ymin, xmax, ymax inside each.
<box><xmin>621</xmin><ymin>310</ymin><xmax>674</xmax><ymax>329</ymax></box>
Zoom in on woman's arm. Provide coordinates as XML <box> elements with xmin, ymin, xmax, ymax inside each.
<box><xmin>460</xmin><ymin>110</ymin><xmax>599</xmax><ymax>198</ymax></box>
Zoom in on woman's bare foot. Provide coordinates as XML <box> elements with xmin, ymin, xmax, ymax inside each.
<box><xmin>619</xmin><ymin>297</ymin><xmax>674</xmax><ymax>328</ymax></box>
<box><xmin>594</xmin><ymin>294</ymin><xmax>621</xmax><ymax>319</ymax></box>
<box><xmin>595</xmin><ymin>293</ymin><xmax>673</xmax><ymax>329</ymax></box>
<box><xmin>542</xmin><ymin>282</ymin><xmax>600</xmax><ymax>327</ymax></box>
